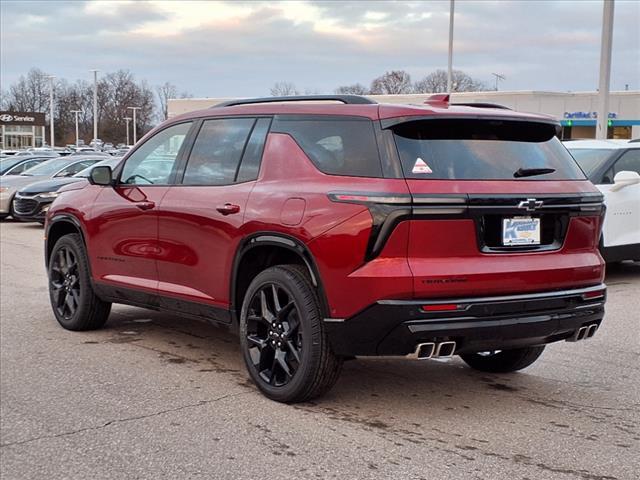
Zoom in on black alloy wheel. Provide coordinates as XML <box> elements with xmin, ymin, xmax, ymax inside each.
<box><xmin>50</xmin><ymin>246</ymin><xmax>81</xmax><ymax>320</ymax></box>
<box><xmin>48</xmin><ymin>233</ymin><xmax>111</xmax><ymax>331</ymax></box>
<box><xmin>245</xmin><ymin>284</ymin><xmax>303</xmax><ymax>387</ymax></box>
<box><xmin>239</xmin><ymin>265</ymin><xmax>343</xmax><ymax>403</ymax></box>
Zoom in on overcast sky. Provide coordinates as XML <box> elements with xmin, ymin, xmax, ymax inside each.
<box><xmin>1</xmin><ymin>0</ymin><xmax>638</xmax><ymax>97</ymax></box>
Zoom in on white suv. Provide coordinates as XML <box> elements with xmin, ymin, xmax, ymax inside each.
<box><xmin>565</xmin><ymin>139</ymin><xmax>640</xmax><ymax>262</ymax></box>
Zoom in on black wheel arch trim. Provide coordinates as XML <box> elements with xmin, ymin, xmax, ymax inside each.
<box><xmin>230</xmin><ymin>232</ymin><xmax>329</xmax><ymax>324</ymax></box>
<box><xmin>45</xmin><ymin>214</ymin><xmax>88</xmax><ymax>267</ymax></box>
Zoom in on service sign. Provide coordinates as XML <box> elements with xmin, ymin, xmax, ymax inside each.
<box><xmin>0</xmin><ymin>111</ymin><xmax>46</xmax><ymax>126</ymax></box>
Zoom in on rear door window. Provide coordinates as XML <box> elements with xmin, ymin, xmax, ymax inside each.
<box><xmin>183</xmin><ymin>118</ymin><xmax>255</xmax><ymax>185</ymax></box>
<box><xmin>236</xmin><ymin>118</ymin><xmax>271</xmax><ymax>183</ymax></box>
<box><xmin>392</xmin><ymin>119</ymin><xmax>585</xmax><ymax>180</ymax></box>
<box><xmin>272</xmin><ymin>116</ymin><xmax>382</xmax><ymax>177</ymax></box>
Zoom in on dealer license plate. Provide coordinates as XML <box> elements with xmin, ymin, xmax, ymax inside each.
<box><xmin>502</xmin><ymin>216</ymin><xmax>541</xmax><ymax>245</ymax></box>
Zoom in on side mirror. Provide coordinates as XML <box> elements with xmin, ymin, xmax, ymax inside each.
<box><xmin>610</xmin><ymin>170</ymin><xmax>640</xmax><ymax>192</ymax></box>
<box><xmin>89</xmin><ymin>166</ymin><xmax>113</xmax><ymax>186</ymax></box>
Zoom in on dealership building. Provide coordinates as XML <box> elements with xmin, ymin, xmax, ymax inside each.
<box><xmin>168</xmin><ymin>90</ymin><xmax>640</xmax><ymax>140</ymax></box>
<box><xmin>0</xmin><ymin>111</ymin><xmax>46</xmax><ymax>150</ymax></box>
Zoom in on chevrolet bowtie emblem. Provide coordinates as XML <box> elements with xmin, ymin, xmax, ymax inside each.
<box><xmin>518</xmin><ymin>198</ymin><xmax>544</xmax><ymax>212</ymax></box>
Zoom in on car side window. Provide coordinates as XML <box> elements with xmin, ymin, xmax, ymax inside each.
<box><xmin>236</xmin><ymin>118</ymin><xmax>271</xmax><ymax>183</ymax></box>
<box><xmin>56</xmin><ymin>161</ymin><xmax>95</xmax><ymax>177</ymax></box>
<box><xmin>612</xmin><ymin>150</ymin><xmax>640</xmax><ymax>176</ymax></box>
<box><xmin>8</xmin><ymin>161</ymin><xmax>30</xmax><ymax>174</ymax></box>
<box><xmin>182</xmin><ymin>118</ymin><xmax>255</xmax><ymax>186</ymax></box>
<box><xmin>120</xmin><ymin>122</ymin><xmax>192</xmax><ymax>185</ymax></box>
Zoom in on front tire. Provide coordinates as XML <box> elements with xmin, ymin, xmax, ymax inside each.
<box><xmin>239</xmin><ymin>265</ymin><xmax>343</xmax><ymax>403</ymax></box>
<box><xmin>48</xmin><ymin>233</ymin><xmax>111</xmax><ymax>331</ymax></box>
<box><xmin>460</xmin><ymin>346</ymin><xmax>545</xmax><ymax>373</ymax></box>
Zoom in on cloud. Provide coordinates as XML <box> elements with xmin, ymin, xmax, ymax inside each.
<box><xmin>1</xmin><ymin>0</ymin><xmax>638</xmax><ymax>97</ymax></box>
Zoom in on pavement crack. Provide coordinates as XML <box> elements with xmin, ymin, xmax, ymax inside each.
<box><xmin>0</xmin><ymin>391</ymin><xmax>250</xmax><ymax>449</ymax></box>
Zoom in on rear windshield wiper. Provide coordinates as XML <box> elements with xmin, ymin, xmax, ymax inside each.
<box><xmin>513</xmin><ymin>167</ymin><xmax>556</xmax><ymax>178</ymax></box>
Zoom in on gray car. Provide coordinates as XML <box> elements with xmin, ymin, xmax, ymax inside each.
<box><xmin>0</xmin><ymin>155</ymin><xmax>105</xmax><ymax>219</ymax></box>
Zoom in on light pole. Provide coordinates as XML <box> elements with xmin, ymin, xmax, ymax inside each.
<box><xmin>90</xmin><ymin>69</ymin><xmax>99</xmax><ymax>143</ymax></box>
<box><xmin>46</xmin><ymin>75</ymin><xmax>55</xmax><ymax>147</ymax></box>
<box><xmin>124</xmin><ymin>116</ymin><xmax>132</xmax><ymax>146</ymax></box>
<box><xmin>447</xmin><ymin>0</ymin><xmax>455</xmax><ymax>94</ymax></box>
<box><xmin>492</xmin><ymin>72</ymin><xmax>505</xmax><ymax>91</ymax></box>
<box><xmin>596</xmin><ymin>0</ymin><xmax>615</xmax><ymax>140</ymax></box>
<box><xmin>71</xmin><ymin>110</ymin><xmax>82</xmax><ymax>147</ymax></box>
<box><xmin>127</xmin><ymin>107</ymin><xmax>141</xmax><ymax>144</ymax></box>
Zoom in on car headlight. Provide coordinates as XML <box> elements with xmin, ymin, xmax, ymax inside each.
<box><xmin>37</xmin><ymin>191</ymin><xmax>60</xmax><ymax>199</ymax></box>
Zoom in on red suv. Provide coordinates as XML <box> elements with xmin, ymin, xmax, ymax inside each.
<box><xmin>45</xmin><ymin>95</ymin><xmax>606</xmax><ymax>403</ymax></box>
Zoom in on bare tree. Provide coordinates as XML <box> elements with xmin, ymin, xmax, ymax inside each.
<box><xmin>370</xmin><ymin>71</ymin><xmax>413</xmax><ymax>95</ymax></box>
<box><xmin>414</xmin><ymin>69</ymin><xmax>486</xmax><ymax>93</ymax></box>
<box><xmin>4</xmin><ymin>68</ymin><xmax>51</xmax><ymax>112</ymax></box>
<box><xmin>335</xmin><ymin>83</ymin><xmax>369</xmax><ymax>95</ymax></box>
<box><xmin>156</xmin><ymin>82</ymin><xmax>177</xmax><ymax>121</ymax></box>
<box><xmin>270</xmin><ymin>81</ymin><xmax>300</xmax><ymax>96</ymax></box>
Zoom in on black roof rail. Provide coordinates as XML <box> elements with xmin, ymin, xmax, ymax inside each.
<box><xmin>213</xmin><ymin>95</ymin><xmax>377</xmax><ymax>108</ymax></box>
<box><xmin>452</xmin><ymin>102</ymin><xmax>512</xmax><ymax>110</ymax></box>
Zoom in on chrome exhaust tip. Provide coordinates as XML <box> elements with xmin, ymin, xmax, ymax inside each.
<box><xmin>434</xmin><ymin>341</ymin><xmax>456</xmax><ymax>358</ymax></box>
<box><xmin>586</xmin><ymin>324</ymin><xmax>598</xmax><ymax>338</ymax></box>
<box><xmin>567</xmin><ymin>326</ymin><xmax>589</xmax><ymax>342</ymax></box>
<box><xmin>407</xmin><ymin>342</ymin><xmax>435</xmax><ymax>360</ymax></box>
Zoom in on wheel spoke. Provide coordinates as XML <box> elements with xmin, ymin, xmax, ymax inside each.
<box><xmin>286</xmin><ymin>340</ymin><xmax>301</xmax><ymax>364</ymax></box>
<box><xmin>65</xmin><ymin>249</ymin><xmax>75</xmax><ymax>272</ymax></box>
<box><xmin>65</xmin><ymin>292</ymin><xmax>76</xmax><ymax>313</ymax></box>
<box><xmin>269</xmin><ymin>355</ymin><xmax>278</xmax><ymax>385</ymax></box>
<box><xmin>278</xmin><ymin>301</ymin><xmax>296</xmax><ymax>322</ymax></box>
<box><xmin>247</xmin><ymin>334</ymin><xmax>267</xmax><ymax>350</ymax></box>
<box><xmin>271</xmin><ymin>285</ymin><xmax>281</xmax><ymax>312</ymax></box>
<box><xmin>274</xmin><ymin>349</ymin><xmax>292</xmax><ymax>378</ymax></box>
<box><xmin>260</xmin><ymin>290</ymin><xmax>275</xmax><ymax>323</ymax></box>
<box><xmin>57</xmin><ymin>250</ymin><xmax>67</xmax><ymax>273</ymax></box>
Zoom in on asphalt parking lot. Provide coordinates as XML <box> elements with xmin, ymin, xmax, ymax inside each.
<box><xmin>1</xmin><ymin>221</ymin><xmax>638</xmax><ymax>480</ymax></box>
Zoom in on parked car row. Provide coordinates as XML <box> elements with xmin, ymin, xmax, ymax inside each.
<box><xmin>1</xmin><ymin>143</ymin><xmax>131</xmax><ymax>159</ymax></box>
<box><xmin>0</xmin><ymin>155</ymin><xmax>122</xmax><ymax>223</ymax></box>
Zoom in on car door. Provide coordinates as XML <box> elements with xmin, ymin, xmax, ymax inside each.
<box><xmin>599</xmin><ymin>149</ymin><xmax>640</xmax><ymax>247</ymax></box>
<box><xmin>88</xmin><ymin>122</ymin><xmax>194</xmax><ymax>299</ymax></box>
<box><xmin>157</xmin><ymin>117</ymin><xmax>270</xmax><ymax>321</ymax></box>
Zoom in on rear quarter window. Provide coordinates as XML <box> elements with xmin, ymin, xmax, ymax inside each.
<box><xmin>271</xmin><ymin>116</ymin><xmax>383</xmax><ymax>177</ymax></box>
<box><xmin>393</xmin><ymin>119</ymin><xmax>586</xmax><ymax>181</ymax></box>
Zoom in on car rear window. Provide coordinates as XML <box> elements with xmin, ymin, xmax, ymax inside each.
<box><xmin>392</xmin><ymin>119</ymin><xmax>585</xmax><ymax>180</ymax></box>
<box><xmin>272</xmin><ymin>116</ymin><xmax>382</xmax><ymax>177</ymax></box>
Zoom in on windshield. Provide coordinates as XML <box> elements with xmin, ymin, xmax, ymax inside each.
<box><xmin>393</xmin><ymin>119</ymin><xmax>586</xmax><ymax>180</ymax></box>
<box><xmin>566</xmin><ymin>149</ymin><xmax>615</xmax><ymax>178</ymax></box>
<box><xmin>21</xmin><ymin>158</ymin><xmax>72</xmax><ymax>176</ymax></box>
<box><xmin>73</xmin><ymin>158</ymin><xmax>121</xmax><ymax>177</ymax></box>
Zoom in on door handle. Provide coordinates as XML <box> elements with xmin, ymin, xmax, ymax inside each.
<box><xmin>135</xmin><ymin>201</ymin><xmax>155</xmax><ymax>211</ymax></box>
<box><xmin>216</xmin><ymin>203</ymin><xmax>241</xmax><ymax>215</ymax></box>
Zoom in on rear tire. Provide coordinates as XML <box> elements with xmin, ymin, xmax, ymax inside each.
<box><xmin>460</xmin><ymin>346</ymin><xmax>545</xmax><ymax>373</ymax></box>
<box><xmin>48</xmin><ymin>233</ymin><xmax>111</xmax><ymax>331</ymax></box>
<box><xmin>239</xmin><ymin>264</ymin><xmax>343</xmax><ymax>403</ymax></box>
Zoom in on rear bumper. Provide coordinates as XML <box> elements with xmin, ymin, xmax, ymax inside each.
<box><xmin>324</xmin><ymin>284</ymin><xmax>606</xmax><ymax>356</ymax></box>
